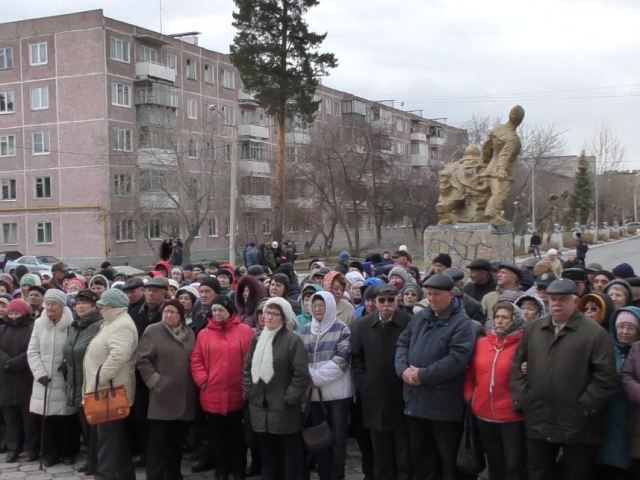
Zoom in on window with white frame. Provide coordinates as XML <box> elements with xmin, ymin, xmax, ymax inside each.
<box><xmin>208</xmin><ymin>217</ymin><xmax>218</xmax><ymax>237</ymax></box>
<box><xmin>0</xmin><ymin>91</ymin><xmax>15</xmax><ymax>113</ymax></box>
<box><xmin>165</xmin><ymin>53</ymin><xmax>177</xmax><ymax>70</ymax></box>
<box><xmin>113</xmin><ymin>173</ymin><xmax>132</xmax><ymax>196</ymax></box>
<box><xmin>34</xmin><ymin>177</ymin><xmax>51</xmax><ymax>199</ymax></box>
<box><xmin>32</xmin><ymin>132</ymin><xmax>50</xmax><ymax>155</ymax></box>
<box><xmin>115</xmin><ymin>219</ymin><xmax>135</xmax><ymax>242</ymax></box>
<box><xmin>110</xmin><ymin>37</ymin><xmax>130</xmax><ymax>63</ymax></box>
<box><xmin>1</xmin><ymin>223</ymin><xmax>17</xmax><ymax>245</ymax></box>
<box><xmin>221</xmin><ymin>105</ymin><xmax>234</xmax><ymax>125</ymax></box>
<box><xmin>0</xmin><ymin>179</ymin><xmax>16</xmax><ymax>201</ymax></box>
<box><xmin>222</xmin><ymin>69</ymin><xmax>235</xmax><ymax>89</ymax></box>
<box><xmin>186</xmin><ymin>98</ymin><xmax>197</xmax><ymax>119</ymax></box>
<box><xmin>31</xmin><ymin>86</ymin><xmax>49</xmax><ymax>110</ymax></box>
<box><xmin>113</xmin><ymin>128</ymin><xmax>132</xmax><ymax>151</ymax></box>
<box><xmin>147</xmin><ymin>217</ymin><xmax>162</xmax><ymax>239</ymax></box>
<box><xmin>185</xmin><ymin>58</ymin><xmax>197</xmax><ymax>80</ymax></box>
<box><xmin>35</xmin><ymin>222</ymin><xmax>52</xmax><ymax>244</ymax></box>
<box><xmin>0</xmin><ymin>47</ymin><xmax>12</xmax><ymax>70</ymax></box>
<box><xmin>204</xmin><ymin>63</ymin><xmax>214</xmax><ymax>84</ymax></box>
<box><xmin>188</xmin><ymin>139</ymin><xmax>198</xmax><ymax>159</ymax></box>
<box><xmin>29</xmin><ymin>42</ymin><xmax>47</xmax><ymax>66</ymax></box>
<box><xmin>0</xmin><ymin>135</ymin><xmax>15</xmax><ymax>156</ymax></box>
<box><xmin>111</xmin><ymin>83</ymin><xmax>131</xmax><ymax>107</ymax></box>
<box><xmin>139</xmin><ymin>46</ymin><xmax>157</xmax><ymax>62</ymax></box>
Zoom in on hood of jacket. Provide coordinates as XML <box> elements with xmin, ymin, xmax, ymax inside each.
<box><xmin>609</xmin><ymin>305</ymin><xmax>640</xmax><ymax>348</ymax></box>
<box><xmin>310</xmin><ymin>291</ymin><xmax>338</xmax><ymax>335</ymax></box>
<box><xmin>578</xmin><ymin>292</ymin><xmax>615</xmax><ymax>329</ymax></box>
<box><xmin>300</xmin><ymin>283</ymin><xmax>324</xmax><ymax>317</ymax></box>
<box><xmin>155</xmin><ymin>259</ymin><xmax>172</xmax><ymax>274</ymax></box>
<box><xmin>606</xmin><ymin>279</ymin><xmax>634</xmax><ymax>307</ymax></box>
<box><xmin>515</xmin><ymin>292</ymin><xmax>547</xmax><ymax>318</ymax></box>
<box><xmin>322</xmin><ymin>271</ymin><xmax>344</xmax><ymax>292</ymax></box>
<box><xmin>235</xmin><ymin>275</ymin><xmax>267</xmax><ymax>316</ymax></box>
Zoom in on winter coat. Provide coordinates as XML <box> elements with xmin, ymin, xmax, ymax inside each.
<box><xmin>0</xmin><ymin>315</ymin><xmax>34</xmax><ymax>407</ymax></box>
<box><xmin>352</xmin><ymin>309</ymin><xmax>411</xmax><ymax>431</ymax></box>
<box><xmin>243</xmin><ymin>328</ymin><xmax>310</xmax><ymax>434</ymax></box>
<box><xmin>244</xmin><ymin>244</ymin><xmax>261</xmax><ymax>268</ymax></box>
<box><xmin>300</xmin><ymin>291</ymin><xmax>354</xmax><ymax>402</ymax></box>
<box><xmin>83</xmin><ymin>307</ymin><xmax>139</xmax><ymax>406</ymax></box>
<box><xmin>27</xmin><ymin>307</ymin><xmax>75</xmax><ymax>416</ymax></box>
<box><xmin>511</xmin><ymin>310</ymin><xmax>617</xmax><ymax>445</ymax></box>
<box><xmin>136</xmin><ymin>322</ymin><xmax>197</xmax><ymax>421</ymax></box>
<box><xmin>235</xmin><ymin>275</ymin><xmax>267</xmax><ymax>328</ymax></box>
<box><xmin>62</xmin><ymin>310</ymin><xmax>102</xmax><ymax>407</ymax></box>
<box><xmin>190</xmin><ymin>316</ymin><xmax>253</xmax><ymax>414</ymax></box>
<box><xmin>190</xmin><ymin>299</ymin><xmax>210</xmax><ymax>335</ymax></box>
<box><xmin>395</xmin><ymin>297</ymin><xmax>474</xmax><ymax>422</ymax></box>
<box><xmin>463</xmin><ymin>277</ymin><xmax>497</xmax><ymax>303</ymax></box>
<box><xmin>454</xmin><ymin>289</ymin><xmax>485</xmax><ymax>324</ymax></box>
<box><xmin>621</xmin><ymin>341</ymin><xmax>640</xmax><ymax>459</ymax></box>
<box><xmin>128</xmin><ymin>300</ymin><xmax>162</xmax><ymax>338</ymax></box>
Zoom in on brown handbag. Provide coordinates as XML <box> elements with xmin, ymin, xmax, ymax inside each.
<box><xmin>83</xmin><ymin>365</ymin><xmax>130</xmax><ymax>425</ymax></box>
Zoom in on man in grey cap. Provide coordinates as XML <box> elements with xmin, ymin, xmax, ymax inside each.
<box><xmin>49</xmin><ymin>262</ymin><xmax>68</xmax><ymax>291</ymax></box>
<box><xmin>395</xmin><ymin>274</ymin><xmax>474</xmax><ymax>480</ymax></box>
<box><xmin>481</xmin><ymin>263</ymin><xmax>521</xmax><ymax>320</ymax></box>
<box><xmin>511</xmin><ymin>279</ymin><xmax>617</xmax><ymax>480</ymax></box>
<box><xmin>463</xmin><ymin>259</ymin><xmax>497</xmax><ymax>303</ymax></box>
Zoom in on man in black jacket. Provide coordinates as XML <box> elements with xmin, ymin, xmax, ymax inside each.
<box><xmin>352</xmin><ymin>284</ymin><xmax>412</xmax><ymax>480</ymax></box>
<box><xmin>463</xmin><ymin>259</ymin><xmax>496</xmax><ymax>303</ymax></box>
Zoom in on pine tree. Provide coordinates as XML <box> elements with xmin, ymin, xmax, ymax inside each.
<box><xmin>230</xmin><ymin>0</ymin><xmax>338</xmax><ymax>242</ymax></box>
<box><xmin>568</xmin><ymin>150</ymin><xmax>594</xmax><ymax>225</ymax></box>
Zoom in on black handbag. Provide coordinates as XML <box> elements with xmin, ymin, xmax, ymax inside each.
<box><xmin>301</xmin><ymin>388</ymin><xmax>333</xmax><ymax>453</ymax></box>
<box><xmin>456</xmin><ymin>405</ymin><xmax>486</xmax><ymax>475</ymax></box>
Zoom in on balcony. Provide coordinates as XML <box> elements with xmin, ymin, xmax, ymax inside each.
<box><xmin>242</xmin><ymin>195</ymin><xmax>272</xmax><ymax>209</ymax></box>
<box><xmin>238</xmin><ymin>124</ymin><xmax>269</xmax><ymax>139</ymax></box>
<box><xmin>135</xmin><ymin>61</ymin><xmax>176</xmax><ymax>84</ymax></box>
<box><xmin>410</xmin><ymin>132</ymin><xmax>427</xmax><ymax>142</ymax></box>
<box><xmin>139</xmin><ymin>192</ymin><xmax>179</xmax><ymax>209</ymax></box>
<box><xmin>137</xmin><ymin>148</ymin><xmax>177</xmax><ymax>167</ymax></box>
<box><xmin>285</xmin><ymin>131</ymin><xmax>310</xmax><ymax>145</ymax></box>
<box><xmin>411</xmin><ymin>154</ymin><xmax>429</xmax><ymax>167</ymax></box>
<box><xmin>238</xmin><ymin>90</ymin><xmax>259</xmax><ymax>107</ymax></box>
<box><xmin>430</xmin><ymin>136</ymin><xmax>446</xmax><ymax>146</ymax></box>
<box><xmin>240</xmin><ymin>160</ymin><xmax>271</xmax><ymax>177</ymax></box>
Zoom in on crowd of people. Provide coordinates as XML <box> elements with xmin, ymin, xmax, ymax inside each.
<box><xmin>0</xmin><ymin>244</ymin><xmax>639</xmax><ymax>480</ymax></box>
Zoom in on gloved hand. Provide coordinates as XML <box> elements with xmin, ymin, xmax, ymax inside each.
<box><xmin>37</xmin><ymin>376</ymin><xmax>50</xmax><ymax>386</ymax></box>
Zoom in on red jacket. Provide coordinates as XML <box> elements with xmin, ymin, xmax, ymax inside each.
<box><xmin>190</xmin><ymin>315</ymin><xmax>254</xmax><ymax>414</ymax></box>
<box><xmin>464</xmin><ymin>330</ymin><xmax>523</xmax><ymax>423</ymax></box>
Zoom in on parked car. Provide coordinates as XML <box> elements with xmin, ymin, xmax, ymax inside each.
<box><xmin>4</xmin><ymin>255</ymin><xmax>63</xmax><ymax>274</ymax></box>
<box><xmin>0</xmin><ymin>251</ymin><xmax>23</xmax><ymax>271</ymax></box>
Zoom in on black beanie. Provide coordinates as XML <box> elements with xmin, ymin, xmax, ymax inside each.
<box><xmin>211</xmin><ymin>294</ymin><xmax>235</xmax><ymax>316</ymax></box>
<box><xmin>432</xmin><ymin>253</ymin><xmax>452</xmax><ymax>268</ymax></box>
<box><xmin>200</xmin><ymin>276</ymin><xmax>221</xmax><ymax>293</ymax></box>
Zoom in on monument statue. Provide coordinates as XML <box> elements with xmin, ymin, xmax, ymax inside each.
<box><xmin>435</xmin><ymin>105</ymin><xmax>525</xmax><ymax>226</ymax></box>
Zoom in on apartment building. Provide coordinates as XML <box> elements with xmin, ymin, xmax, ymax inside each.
<box><xmin>0</xmin><ymin>10</ymin><xmax>467</xmax><ymax>267</ymax></box>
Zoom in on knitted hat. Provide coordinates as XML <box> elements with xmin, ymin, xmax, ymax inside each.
<box><xmin>168</xmin><ymin>279</ymin><xmax>180</xmax><ymax>291</ymax></box>
<box><xmin>338</xmin><ymin>251</ymin><xmax>351</xmax><ymax>263</ymax></box>
<box><xmin>0</xmin><ymin>294</ymin><xmax>11</xmax><ymax>305</ymax></box>
<box><xmin>19</xmin><ymin>273</ymin><xmax>41</xmax><ymax>287</ymax></box>
<box><xmin>96</xmin><ymin>288</ymin><xmax>129</xmax><ymax>308</ymax></box>
<box><xmin>613</xmin><ymin>263</ymin><xmax>635</xmax><ymax>279</ymax></box>
<box><xmin>8</xmin><ymin>299</ymin><xmax>31</xmax><ymax>317</ymax></box>
<box><xmin>345</xmin><ymin>271</ymin><xmax>365</xmax><ymax>286</ymax></box>
<box><xmin>616</xmin><ymin>310</ymin><xmax>640</xmax><ymax>329</ymax></box>
<box><xmin>162</xmin><ymin>299</ymin><xmax>185</xmax><ymax>323</ymax></box>
<box><xmin>89</xmin><ymin>274</ymin><xmax>109</xmax><ymax>288</ymax></box>
<box><xmin>199</xmin><ymin>276</ymin><xmax>221</xmax><ymax>293</ymax></box>
<box><xmin>43</xmin><ymin>289</ymin><xmax>67</xmax><ymax>307</ymax></box>
<box><xmin>211</xmin><ymin>294</ymin><xmax>235</xmax><ymax>316</ymax></box>
<box><xmin>176</xmin><ymin>285</ymin><xmax>199</xmax><ymax>302</ymax></box>
<box><xmin>389</xmin><ymin>266</ymin><xmax>410</xmax><ymax>285</ymax></box>
<box><xmin>0</xmin><ymin>274</ymin><xmax>13</xmax><ymax>289</ymax></box>
<box><xmin>66</xmin><ymin>278</ymin><xmax>85</xmax><ymax>291</ymax></box>
<box><xmin>432</xmin><ymin>253</ymin><xmax>452</xmax><ymax>268</ymax></box>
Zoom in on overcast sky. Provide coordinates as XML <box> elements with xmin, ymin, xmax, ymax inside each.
<box><xmin>3</xmin><ymin>0</ymin><xmax>640</xmax><ymax>167</ymax></box>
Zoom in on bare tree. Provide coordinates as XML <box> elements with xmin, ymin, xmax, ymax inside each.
<box><xmin>587</xmin><ymin>123</ymin><xmax>625</xmax><ymax>173</ymax></box>
<box><xmin>462</xmin><ymin>114</ymin><xmax>500</xmax><ymax>146</ymax></box>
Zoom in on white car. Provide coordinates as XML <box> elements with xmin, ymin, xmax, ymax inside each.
<box><xmin>4</xmin><ymin>255</ymin><xmax>63</xmax><ymax>274</ymax></box>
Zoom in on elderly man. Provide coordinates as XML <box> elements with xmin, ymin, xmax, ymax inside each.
<box><xmin>511</xmin><ymin>279</ymin><xmax>617</xmax><ymax>480</ymax></box>
<box><xmin>352</xmin><ymin>284</ymin><xmax>412</xmax><ymax>480</ymax></box>
<box><xmin>395</xmin><ymin>274</ymin><xmax>474</xmax><ymax>480</ymax></box>
<box><xmin>463</xmin><ymin>259</ymin><xmax>497</xmax><ymax>303</ymax></box>
<box><xmin>481</xmin><ymin>264</ymin><xmax>521</xmax><ymax>317</ymax></box>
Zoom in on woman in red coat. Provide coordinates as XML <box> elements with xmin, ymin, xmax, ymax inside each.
<box><xmin>464</xmin><ymin>301</ymin><xmax>526</xmax><ymax>480</ymax></box>
<box><xmin>191</xmin><ymin>295</ymin><xmax>254</xmax><ymax>480</ymax></box>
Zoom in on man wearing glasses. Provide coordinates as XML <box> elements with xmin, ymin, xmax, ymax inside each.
<box><xmin>352</xmin><ymin>284</ymin><xmax>412</xmax><ymax>480</ymax></box>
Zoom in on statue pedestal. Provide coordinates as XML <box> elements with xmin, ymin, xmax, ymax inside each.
<box><xmin>423</xmin><ymin>222</ymin><xmax>515</xmax><ymax>270</ymax></box>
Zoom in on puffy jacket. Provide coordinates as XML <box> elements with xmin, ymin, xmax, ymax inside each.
<box><xmin>190</xmin><ymin>316</ymin><xmax>253</xmax><ymax>414</ymax></box>
<box><xmin>464</xmin><ymin>330</ymin><xmax>524</xmax><ymax>423</ymax></box>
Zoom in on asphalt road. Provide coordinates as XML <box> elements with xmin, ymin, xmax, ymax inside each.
<box><xmin>587</xmin><ymin>235</ymin><xmax>640</xmax><ymax>271</ymax></box>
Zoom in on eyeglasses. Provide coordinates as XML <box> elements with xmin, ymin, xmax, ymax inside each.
<box><xmin>377</xmin><ymin>297</ymin><xmax>396</xmax><ymax>304</ymax></box>
<box><xmin>584</xmin><ymin>306</ymin><xmax>600</xmax><ymax>312</ymax></box>
<box><xmin>311</xmin><ymin>303</ymin><xmax>326</xmax><ymax>310</ymax></box>
<box><xmin>163</xmin><ymin>309</ymin><xmax>180</xmax><ymax>316</ymax></box>
<box><xmin>263</xmin><ymin>310</ymin><xmax>282</xmax><ymax>318</ymax></box>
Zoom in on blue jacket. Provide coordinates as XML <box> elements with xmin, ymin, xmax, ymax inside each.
<box><xmin>395</xmin><ymin>297</ymin><xmax>474</xmax><ymax>421</ymax></box>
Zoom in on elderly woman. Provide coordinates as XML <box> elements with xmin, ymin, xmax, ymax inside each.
<box><xmin>578</xmin><ymin>292</ymin><xmax>615</xmax><ymax>329</ymax></box>
<box><xmin>62</xmin><ymin>289</ymin><xmax>102</xmax><ymax>474</ymax></box>
<box><xmin>176</xmin><ymin>286</ymin><xmax>199</xmax><ymax>328</ymax></box>
<box><xmin>464</xmin><ymin>301</ymin><xmax>527</xmax><ymax>480</ymax></box>
<box><xmin>243</xmin><ymin>297</ymin><xmax>310</xmax><ymax>480</ymax></box>
<box><xmin>27</xmin><ymin>289</ymin><xmax>79</xmax><ymax>467</ymax></box>
<box><xmin>514</xmin><ymin>293</ymin><xmax>546</xmax><ymax>323</ymax></box>
<box><xmin>300</xmin><ymin>291</ymin><xmax>353</xmax><ymax>480</ymax></box>
<box><xmin>0</xmin><ymin>299</ymin><xmax>37</xmax><ymax>463</ymax></box>
<box><xmin>83</xmin><ymin>289</ymin><xmax>138</xmax><ymax>480</ymax></box>
<box><xmin>605</xmin><ymin>280</ymin><xmax>633</xmax><ymax>310</ymax></box>
<box><xmin>137</xmin><ymin>299</ymin><xmax>197</xmax><ymax>480</ymax></box>
<box><xmin>399</xmin><ymin>284</ymin><xmax>422</xmax><ymax>314</ymax></box>
<box><xmin>190</xmin><ymin>295</ymin><xmax>254</xmax><ymax>480</ymax></box>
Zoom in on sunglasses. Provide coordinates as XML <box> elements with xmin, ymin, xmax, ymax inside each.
<box><xmin>377</xmin><ymin>297</ymin><xmax>396</xmax><ymax>304</ymax></box>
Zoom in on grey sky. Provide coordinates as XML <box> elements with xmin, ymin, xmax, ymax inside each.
<box><xmin>3</xmin><ymin>0</ymin><xmax>640</xmax><ymax>167</ymax></box>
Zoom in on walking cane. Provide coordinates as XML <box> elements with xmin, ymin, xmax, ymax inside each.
<box><xmin>39</xmin><ymin>379</ymin><xmax>49</xmax><ymax>470</ymax></box>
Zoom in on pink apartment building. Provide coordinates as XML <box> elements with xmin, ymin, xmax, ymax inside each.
<box><xmin>0</xmin><ymin>10</ymin><xmax>467</xmax><ymax>268</ymax></box>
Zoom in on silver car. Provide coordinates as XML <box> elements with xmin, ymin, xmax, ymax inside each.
<box><xmin>4</xmin><ymin>255</ymin><xmax>62</xmax><ymax>274</ymax></box>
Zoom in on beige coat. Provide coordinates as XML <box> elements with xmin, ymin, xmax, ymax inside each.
<box><xmin>83</xmin><ymin>307</ymin><xmax>138</xmax><ymax>406</ymax></box>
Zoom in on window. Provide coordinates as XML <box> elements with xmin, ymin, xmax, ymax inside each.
<box><xmin>113</xmin><ymin>128</ymin><xmax>132</xmax><ymax>151</ymax></box>
<box><xmin>29</xmin><ymin>42</ymin><xmax>47</xmax><ymax>66</ymax></box>
<box><xmin>111</xmin><ymin>83</ymin><xmax>131</xmax><ymax>107</ymax></box>
<box><xmin>165</xmin><ymin>53</ymin><xmax>177</xmax><ymax>70</ymax></box>
<box><xmin>31</xmin><ymin>86</ymin><xmax>49</xmax><ymax>110</ymax></box>
<box><xmin>204</xmin><ymin>63</ymin><xmax>214</xmax><ymax>84</ymax></box>
<box><xmin>304</xmin><ymin>220</ymin><xmax>311</xmax><ymax>233</ymax></box>
<box><xmin>35</xmin><ymin>222</ymin><xmax>52</xmax><ymax>244</ymax></box>
<box><xmin>0</xmin><ymin>91</ymin><xmax>15</xmax><ymax>113</ymax></box>
<box><xmin>208</xmin><ymin>217</ymin><xmax>218</xmax><ymax>237</ymax></box>
<box><xmin>32</xmin><ymin>132</ymin><xmax>50</xmax><ymax>155</ymax></box>
<box><xmin>186</xmin><ymin>98</ymin><xmax>197</xmax><ymax>119</ymax></box>
<box><xmin>110</xmin><ymin>37</ymin><xmax>130</xmax><ymax>63</ymax></box>
<box><xmin>222</xmin><ymin>69</ymin><xmax>235</xmax><ymax>89</ymax></box>
<box><xmin>140</xmin><ymin>170</ymin><xmax>167</xmax><ymax>192</ymax></box>
<box><xmin>148</xmin><ymin>217</ymin><xmax>161</xmax><ymax>239</ymax></box>
<box><xmin>139</xmin><ymin>46</ymin><xmax>157</xmax><ymax>62</ymax></box>
<box><xmin>0</xmin><ymin>135</ymin><xmax>15</xmax><ymax>156</ymax></box>
<box><xmin>113</xmin><ymin>174</ymin><xmax>132</xmax><ymax>196</ymax></box>
<box><xmin>396</xmin><ymin>118</ymin><xmax>404</xmax><ymax>132</ymax></box>
<box><xmin>0</xmin><ymin>179</ymin><xmax>16</xmax><ymax>200</ymax></box>
<box><xmin>221</xmin><ymin>105</ymin><xmax>234</xmax><ymax>125</ymax></box>
<box><xmin>188</xmin><ymin>139</ymin><xmax>198</xmax><ymax>159</ymax></box>
<box><xmin>0</xmin><ymin>47</ymin><xmax>12</xmax><ymax>70</ymax></box>
<box><xmin>223</xmin><ymin>144</ymin><xmax>232</xmax><ymax>163</ymax></box>
<box><xmin>245</xmin><ymin>217</ymin><xmax>255</xmax><ymax>234</ymax></box>
<box><xmin>325</xmin><ymin>99</ymin><xmax>332</xmax><ymax>114</ymax></box>
<box><xmin>115</xmin><ymin>219</ymin><xmax>135</xmax><ymax>242</ymax></box>
<box><xmin>185</xmin><ymin>58</ymin><xmax>197</xmax><ymax>80</ymax></box>
<box><xmin>262</xmin><ymin>218</ymin><xmax>271</xmax><ymax>235</ymax></box>
<box><xmin>1</xmin><ymin>223</ymin><xmax>17</xmax><ymax>245</ymax></box>
<box><xmin>288</xmin><ymin>222</ymin><xmax>299</xmax><ymax>233</ymax></box>
<box><xmin>34</xmin><ymin>177</ymin><xmax>51</xmax><ymax>199</ymax></box>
